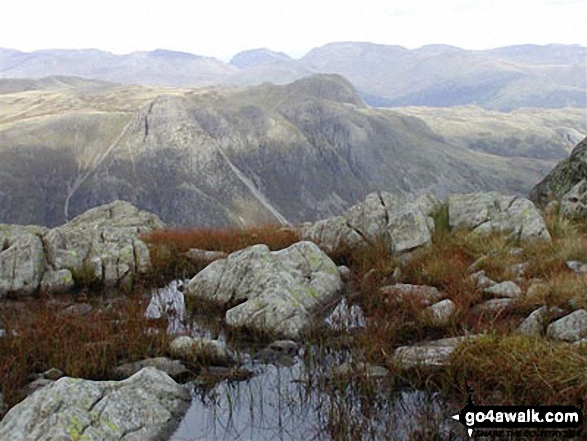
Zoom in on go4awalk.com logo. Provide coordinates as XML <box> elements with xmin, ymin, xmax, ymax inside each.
<box><xmin>451</xmin><ymin>393</ymin><xmax>583</xmax><ymax>438</ymax></box>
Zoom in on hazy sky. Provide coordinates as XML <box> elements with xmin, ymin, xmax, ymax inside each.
<box><xmin>0</xmin><ymin>0</ymin><xmax>584</xmax><ymax>60</ymax></box>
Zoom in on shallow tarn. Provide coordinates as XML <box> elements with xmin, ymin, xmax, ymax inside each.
<box><xmin>148</xmin><ymin>281</ymin><xmax>468</xmax><ymax>440</ymax></box>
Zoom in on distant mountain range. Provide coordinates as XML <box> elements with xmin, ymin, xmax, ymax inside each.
<box><xmin>0</xmin><ymin>74</ymin><xmax>584</xmax><ymax>227</ymax></box>
<box><xmin>1</xmin><ymin>42</ymin><xmax>585</xmax><ymax>110</ymax></box>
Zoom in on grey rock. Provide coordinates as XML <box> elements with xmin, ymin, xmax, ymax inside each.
<box><xmin>113</xmin><ymin>358</ymin><xmax>192</xmax><ymax>381</ymax></box>
<box><xmin>337</xmin><ymin>265</ymin><xmax>351</xmax><ymax>282</ymax></box>
<box><xmin>170</xmin><ymin>336</ymin><xmax>235</xmax><ymax>366</ymax></box>
<box><xmin>471</xmin><ymin>298</ymin><xmax>516</xmax><ymax>315</ymax></box>
<box><xmin>547</xmin><ymin>309</ymin><xmax>587</xmax><ymax>342</ymax></box>
<box><xmin>43</xmin><ymin>200</ymin><xmax>164</xmax><ymax>290</ymax></box>
<box><xmin>518</xmin><ymin>306</ymin><xmax>566</xmax><ymax>336</ymax></box>
<box><xmin>269</xmin><ymin>340</ymin><xmax>299</xmax><ymax>356</ymax></box>
<box><xmin>0</xmin><ymin>229</ymin><xmax>45</xmax><ymax>297</ymax></box>
<box><xmin>448</xmin><ymin>192</ymin><xmax>551</xmax><ymax>241</ymax></box>
<box><xmin>560</xmin><ymin>179</ymin><xmax>587</xmax><ymax>219</ymax></box>
<box><xmin>425</xmin><ymin>299</ymin><xmax>456</xmax><ymax>325</ymax></box>
<box><xmin>0</xmin><ymin>367</ymin><xmax>190</xmax><ymax>440</ymax></box>
<box><xmin>325</xmin><ymin>297</ymin><xmax>366</xmax><ymax>331</ymax></box>
<box><xmin>300</xmin><ymin>191</ymin><xmax>437</xmax><ymax>255</ymax></box>
<box><xmin>41</xmin><ymin>368</ymin><xmax>65</xmax><ymax>381</ymax></box>
<box><xmin>378</xmin><ymin>283</ymin><xmax>442</xmax><ymax>306</ymax></box>
<box><xmin>469</xmin><ymin>270</ymin><xmax>496</xmax><ymax>288</ymax></box>
<box><xmin>185</xmin><ymin>241</ymin><xmax>343</xmax><ymax>339</ymax></box>
<box><xmin>394</xmin><ymin>336</ymin><xmax>478</xmax><ymax>368</ymax></box>
<box><xmin>566</xmin><ymin>260</ymin><xmax>587</xmax><ymax>273</ymax></box>
<box><xmin>484</xmin><ymin>281</ymin><xmax>522</xmax><ymax>298</ymax></box>
<box><xmin>508</xmin><ymin>262</ymin><xmax>529</xmax><ymax>278</ymax></box>
<box><xmin>40</xmin><ymin>269</ymin><xmax>75</xmax><ymax>294</ymax></box>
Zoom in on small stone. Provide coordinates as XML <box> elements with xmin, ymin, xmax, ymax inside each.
<box><xmin>113</xmin><ymin>357</ymin><xmax>192</xmax><ymax>382</ymax></box>
<box><xmin>391</xmin><ymin>267</ymin><xmax>402</xmax><ymax>281</ymax></box>
<box><xmin>508</xmin><ymin>262</ymin><xmax>528</xmax><ymax>278</ymax></box>
<box><xmin>508</xmin><ymin>248</ymin><xmax>524</xmax><ymax>257</ymax></box>
<box><xmin>566</xmin><ymin>261</ymin><xmax>587</xmax><ymax>273</ymax></box>
<box><xmin>425</xmin><ymin>299</ymin><xmax>456</xmax><ymax>325</ymax></box>
<box><xmin>484</xmin><ymin>281</ymin><xmax>522</xmax><ymax>298</ymax></box>
<box><xmin>337</xmin><ymin>265</ymin><xmax>351</xmax><ymax>282</ymax></box>
<box><xmin>334</xmin><ymin>362</ymin><xmax>388</xmax><ymax>379</ymax></box>
<box><xmin>378</xmin><ymin>284</ymin><xmax>442</xmax><ymax>306</ymax></box>
<box><xmin>547</xmin><ymin>309</ymin><xmax>587</xmax><ymax>342</ymax></box>
<box><xmin>471</xmin><ymin>298</ymin><xmax>516</xmax><ymax>315</ymax></box>
<box><xmin>41</xmin><ymin>368</ymin><xmax>64</xmax><ymax>381</ymax></box>
<box><xmin>469</xmin><ymin>270</ymin><xmax>496</xmax><ymax>289</ymax></box>
<box><xmin>269</xmin><ymin>340</ymin><xmax>299</xmax><ymax>355</ymax></box>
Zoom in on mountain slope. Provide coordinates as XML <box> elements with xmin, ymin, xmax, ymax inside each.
<box><xmin>0</xmin><ymin>75</ymin><xmax>583</xmax><ymax>227</ymax></box>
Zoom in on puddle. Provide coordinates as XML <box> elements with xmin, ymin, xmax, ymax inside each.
<box><xmin>147</xmin><ymin>281</ymin><xmax>468</xmax><ymax>440</ymax></box>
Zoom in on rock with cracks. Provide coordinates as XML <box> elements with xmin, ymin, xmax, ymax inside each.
<box><xmin>448</xmin><ymin>192</ymin><xmax>551</xmax><ymax>241</ymax></box>
<box><xmin>0</xmin><ymin>367</ymin><xmax>191</xmax><ymax>441</ymax></box>
<box><xmin>184</xmin><ymin>241</ymin><xmax>343</xmax><ymax>339</ymax></box>
<box><xmin>300</xmin><ymin>191</ymin><xmax>439</xmax><ymax>255</ymax></box>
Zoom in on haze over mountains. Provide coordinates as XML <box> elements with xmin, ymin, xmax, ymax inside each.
<box><xmin>0</xmin><ymin>74</ymin><xmax>584</xmax><ymax>228</ymax></box>
<box><xmin>1</xmin><ymin>42</ymin><xmax>585</xmax><ymax>110</ymax></box>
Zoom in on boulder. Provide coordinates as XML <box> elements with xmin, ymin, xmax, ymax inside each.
<box><xmin>0</xmin><ymin>367</ymin><xmax>190</xmax><ymax>440</ymax></box>
<box><xmin>43</xmin><ymin>201</ymin><xmax>164</xmax><ymax>288</ymax></box>
<box><xmin>530</xmin><ymin>137</ymin><xmax>587</xmax><ymax>207</ymax></box>
<box><xmin>0</xmin><ymin>227</ymin><xmax>46</xmax><ymax>297</ymax></box>
<box><xmin>517</xmin><ymin>306</ymin><xmax>565</xmax><ymax>337</ymax></box>
<box><xmin>300</xmin><ymin>191</ymin><xmax>438</xmax><ymax>254</ymax></box>
<box><xmin>184</xmin><ymin>241</ymin><xmax>343</xmax><ymax>339</ymax></box>
<box><xmin>448</xmin><ymin>193</ymin><xmax>551</xmax><ymax>241</ymax></box>
<box><xmin>470</xmin><ymin>298</ymin><xmax>516</xmax><ymax>315</ymax></box>
<box><xmin>546</xmin><ymin>309</ymin><xmax>587</xmax><ymax>342</ymax></box>
<box><xmin>560</xmin><ymin>179</ymin><xmax>587</xmax><ymax>219</ymax></box>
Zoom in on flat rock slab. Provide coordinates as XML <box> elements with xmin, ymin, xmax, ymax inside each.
<box><xmin>185</xmin><ymin>241</ymin><xmax>343</xmax><ymax>339</ymax></box>
<box><xmin>0</xmin><ymin>367</ymin><xmax>191</xmax><ymax>441</ymax></box>
<box><xmin>394</xmin><ymin>336</ymin><xmax>479</xmax><ymax>368</ymax></box>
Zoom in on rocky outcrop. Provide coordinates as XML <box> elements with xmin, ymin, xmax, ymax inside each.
<box><xmin>300</xmin><ymin>192</ymin><xmax>440</xmax><ymax>254</ymax></box>
<box><xmin>530</xmin><ymin>137</ymin><xmax>587</xmax><ymax>207</ymax></box>
<box><xmin>448</xmin><ymin>192</ymin><xmax>551</xmax><ymax>241</ymax></box>
<box><xmin>0</xmin><ymin>201</ymin><xmax>164</xmax><ymax>297</ymax></box>
<box><xmin>0</xmin><ymin>367</ymin><xmax>191</xmax><ymax>440</ymax></box>
<box><xmin>184</xmin><ymin>241</ymin><xmax>343</xmax><ymax>339</ymax></box>
<box><xmin>560</xmin><ymin>179</ymin><xmax>587</xmax><ymax>219</ymax></box>
<box><xmin>0</xmin><ymin>226</ymin><xmax>46</xmax><ymax>297</ymax></box>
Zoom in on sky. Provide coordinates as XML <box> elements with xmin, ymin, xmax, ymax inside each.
<box><xmin>0</xmin><ymin>0</ymin><xmax>585</xmax><ymax>61</ymax></box>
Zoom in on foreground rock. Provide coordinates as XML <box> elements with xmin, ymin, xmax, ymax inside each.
<box><xmin>546</xmin><ymin>309</ymin><xmax>587</xmax><ymax>342</ymax></box>
<box><xmin>0</xmin><ymin>201</ymin><xmax>164</xmax><ymax>297</ymax></box>
<box><xmin>448</xmin><ymin>192</ymin><xmax>551</xmax><ymax>241</ymax></box>
<box><xmin>300</xmin><ymin>191</ymin><xmax>439</xmax><ymax>254</ymax></box>
<box><xmin>0</xmin><ymin>367</ymin><xmax>190</xmax><ymax>440</ymax></box>
<box><xmin>185</xmin><ymin>241</ymin><xmax>343</xmax><ymax>339</ymax></box>
<box><xmin>530</xmin><ymin>137</ymin><xmax>587</xmax><ymax>207</ymax></box>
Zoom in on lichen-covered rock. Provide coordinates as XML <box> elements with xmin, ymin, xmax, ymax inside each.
<box><xmin>184</xmin><ymin>241</ymin><xmax>343</xmax><ymax>339</ymax></box>
<box><xmin>0</xmin><ymin>227</ymin><xmax>46</xmax><ymax>297</ymax></box>
<box><xmin>517</xmin><ymin>306</ymin><xmax>565</xmax><ymax>336</ymax></box>
<box><xmin>484</xmin><ymin>281</ymin><xmax>522</xmax><ymax>299</ymax></box>
<box><xmin>0</xmin><ymin>367</ymin><xmax>190</xmax><ymax>441</ymax></box>
<box><xmin>560</xmin><ymin>179</ymin><xmax>587</xmax><ymax>219</ymax></box>
<box><xmin>530</xmin><ymin>137</ymin><xmax>587</xmax><ymax>207</ymax></box>
<box><xmin>40</xmin><ymin>269</ymin><xmax>75</xmax><ymax>294</ymax></box>
<box><xmin>546</xmin><ymin>309</ymin><xmax>587</xmax><ymax>342</ymax></box>
<box><xmin>425</xmin><ymin>299</ymin><xmax>456</xmax><ymax>325</ymax></box>
<box><xmin>300</xmin><ymin>191</ymin><xmax>438</xmax><ymax>255</ymax></box>
<box><xmin>394</xmin><ymin>336</ymin><xmax>478</xmax><ymax>368</ymax></box>
<box><xmin>448</xmin><ymin>192</ymin><xmax>551</xmax><ymax>241</ymax></box>
<box><xmin>43</xmin><ymin>200</ymin><xmax>164</xmax><ymax>288</ymax></box>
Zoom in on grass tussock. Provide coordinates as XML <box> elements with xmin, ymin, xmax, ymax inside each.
<box><xmin>0</xmin><ymin>296</ymin><xmax>169</xmax><ymax>415</ymax></box>
<box><xmin>450</xmin><ymin>334</ymin><xmax>587</xmax><ymax>405</ymax></box>
<box><xmin>142</xmin><ymin>224</ymin><xmax>300</xmax><ymax>283</ymax></box>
